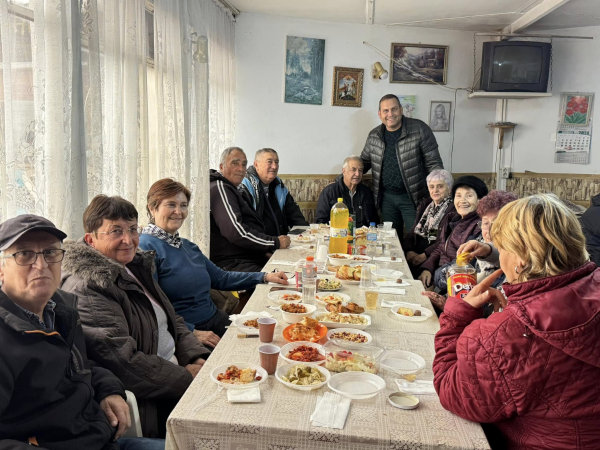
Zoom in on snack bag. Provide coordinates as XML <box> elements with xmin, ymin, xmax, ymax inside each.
<box><xmin>447</xmin><ymin>252</ymin><xmax>476</xmax><ymax>299</ymax></box>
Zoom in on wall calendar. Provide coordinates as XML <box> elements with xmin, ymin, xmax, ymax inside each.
<box><xmin>554</xmin><ymin>92</ymin><xmax>594</xmax><ymax>165</ymax></box>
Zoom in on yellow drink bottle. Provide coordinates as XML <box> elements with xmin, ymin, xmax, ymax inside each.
<box><xmin>329</xmin><ymin>198</ymin><xmax>349</xmax><ymax>254</ymax></box>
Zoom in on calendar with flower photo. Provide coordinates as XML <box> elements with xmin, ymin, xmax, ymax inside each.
<box><xmin>560</xmin><ymin>93</ymin><xmax>594</xmax><ymax>126</ymax></box>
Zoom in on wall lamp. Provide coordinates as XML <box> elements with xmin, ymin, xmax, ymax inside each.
<box><xmin>372</xmin><ymin>62</ymin><xmax>388</xmax><ymax>80</ymax></box>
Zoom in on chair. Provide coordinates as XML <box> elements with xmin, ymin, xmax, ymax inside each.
<box><xmin>123</xmin><ymin>390</ymin><xmax>143</xmax><ymax>438</ymax></box>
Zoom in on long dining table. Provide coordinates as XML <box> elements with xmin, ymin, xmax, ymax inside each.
<box><xmin>165</xmin><ymin>228</ymin><xmax>490</xmax><ymax>450</ymax></box>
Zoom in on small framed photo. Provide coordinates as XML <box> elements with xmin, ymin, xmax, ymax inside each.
<box><xmin>390</xmin><ymin>43</ymin><xmax>448</xmax><ymax>85</ymax></box>
<box><xmin>429</xmin><ymin>101</ymin><xmax>451</xmax><ymax>132</ymax></box>
<box><xmin>332</xmin><ymin>67</ymin><xmax>364</xmax><ymax>107</ymax></box>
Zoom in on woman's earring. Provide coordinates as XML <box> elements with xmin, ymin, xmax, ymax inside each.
<box><xmin>515</xmin><ymin>266</ymin><xmax>520</xmax><ymax>274</ymax></box>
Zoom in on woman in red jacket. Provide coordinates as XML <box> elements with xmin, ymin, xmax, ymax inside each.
<box><xmin>433</xmin><ymin>193</ymin><xmax>600</xmax><ymax>450</ymax></box>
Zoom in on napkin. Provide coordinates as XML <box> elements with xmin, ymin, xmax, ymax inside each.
<box><xmin>310</xmin><ymin>392</ymin><xmax>351</xmax><ymax>429</ymax></box>
<box><xmin>288</xmin><ymin>245</ymin><xmax>308</xmax><ymax>251</ymax></box>
<box><xmin>395</xmin><ymin>379</ymin><xmax>437</xmax><ymax>395</ymax></box>
<box><xmin>227</xmin><ymin>386</ymin><xmax>261</xmax><ymax>403</ymax></box>
<box><xmin>381</xmin><ymin>299</ymin><xmax>423</xmax><ymax>308</ymax></box>
<box><xmin>269</xmin><ymin>260</ymin><xmax>298</xmax><ymax>266</ymax></box>
<box><xmin>229</xmin><ymin>311</ymin><xmax>273</xmax><ymax>335</ymax></box>
<box><xmin>373</xmin><ymin>256</ymin><xmax>402</xmax><ymax>263</ymax></box>
<box><xmin>379</xmin><ymin>288</ymin><xmax>406</xmax><ymax>296</ymax></box>
<box><xmin>375</xmin><ymin>281</ymin><xmax>410</xmax><ymax>287</ymax></box>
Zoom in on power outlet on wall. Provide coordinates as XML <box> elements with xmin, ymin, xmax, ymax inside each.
<box><xmin>501</xmin><ymin>167</ymin><xmax>511</xmax><ymax>179</ymax></box>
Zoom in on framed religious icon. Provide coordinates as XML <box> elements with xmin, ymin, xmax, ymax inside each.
<box><xmin>332</xmin><ymin>67</ymin><xmax>364</xmax><ymax>107</ymax></box>
<box><xmin>390</xmin><ymin>43</ymin><xmax>448</xmax><ymax>85</ymax></box>
<box><xmin>429</xmin><ymin>101</ymin><xmax>451</xmax><ymax>131</ymax></box>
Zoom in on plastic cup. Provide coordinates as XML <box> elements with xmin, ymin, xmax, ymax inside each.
<box><xmin>383</xmin><ymin>221</ymin><xmax>393</xmax><ymax>232</ymax></box>
<box><xmin>257</xmin><ymin>318</ymin><xmax>277</xmax><ymax>343</ymax></box>
<box><xmin>377</xmin><ymin>224</ymin><xmax>385</xmax><ymax>239</ymax></box>
<box><xmin>259</xmin><ymin>344</ymin><xmax>280</xmax><ymax>375</ymax></box>
<box><xmin>365</xmin><ymin>288</ymin><xmax>380</xmax><ymax>311</ymax></box>
<box><xmin>310</xmin><ymin>223</ymin><xmax>319</xmax><ymax>234</ymax></box>
<box><xmin>375</xmin><ymin>261</ymin><xmax>389</xmax><ymax>282</ymax></box>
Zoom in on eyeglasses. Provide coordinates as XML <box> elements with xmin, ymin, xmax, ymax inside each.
<box><xmin>477</xmin><ymin>221</ymin><xmax>494</xmax><ymax>229</ymax></box>
<box><xmin>4</xmin><ymin>249</ymin><xmax>66</xmax><ymax>266</ymax></box>
<box><xmin>96</xmin><ymin>227</ymin><xmax>142</xmax><ymax>240</ymax></box>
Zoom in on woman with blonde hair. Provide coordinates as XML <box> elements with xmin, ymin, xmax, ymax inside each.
<box><xmin>433</xmin><ymin>194</ymin><xmax>600</xmax><ymax>450</ymax></box>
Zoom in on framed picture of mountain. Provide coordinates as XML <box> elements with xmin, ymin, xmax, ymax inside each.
<box><xmin>390</xmin><ymin>43</ymin><xmax>448</xmax><ymax>85</ymax></box>
<box><xmin>284</xmin><ymin>36</ymin><xmax>325</xmax><ymax>105</ymax></box>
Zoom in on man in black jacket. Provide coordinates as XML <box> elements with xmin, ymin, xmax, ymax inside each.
<box><xmin>210</xmin><ymin>147</ymin><xmax>290</xmax><ymax>272</ymax></box>
<box><xmin>241</xmin><ymin>148</ymin><xmax>309</xmax><ymax>237</ymax></box>
<box><xmin>316</xmin><ymin>156</ymin><xmax>378</xmax><ymax>228</ymax></box>
<box><xmin>0</xmin><ymin>215</ymin><xmax>140</xmax><ymax>450</ymax></box>
<box><xmin>581</xmin><ymin>193</ymin><xmax>600</xmax><ymax>266</ymax></box>
<box><xmin>361</xmin><ymin>94</ymin><xmax>444</xmax><ymax>237</ymax></box>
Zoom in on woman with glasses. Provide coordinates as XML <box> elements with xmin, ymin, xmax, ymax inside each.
<box><xmin>138</xmin><ymin>179</ymin><xmax>288</xmax><ymax>346</ymax></box>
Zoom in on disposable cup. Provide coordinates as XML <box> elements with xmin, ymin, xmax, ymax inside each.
<box><xmin>259</xmin><ymin>344</ymin><xmax>281</xmax><ymax>375</ymax></box>
<box><xmin>257</xmin><ymin>318</ymin><xmax>277</xmax><ymax>343</ymax></box>
<box><xmin>383</xmin><ymin>221</ymin><xmax>393</xmax><ymax>232</ymax></box>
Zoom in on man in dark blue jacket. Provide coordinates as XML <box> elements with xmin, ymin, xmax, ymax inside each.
<box><xmin>316</xmin><ymin>156</ymin><xmax>379</xmax><ymax>228</ymax></box>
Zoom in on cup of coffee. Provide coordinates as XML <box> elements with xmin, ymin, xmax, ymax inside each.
<box><xmin>257</xmin><ymin>317</ymin><xmax>277</xmax><ymax>343</ymax></box>
<box><xmin>259</xmin><ymin>344</ymin><xmax>281</xmax><ymax>375</ymax></box>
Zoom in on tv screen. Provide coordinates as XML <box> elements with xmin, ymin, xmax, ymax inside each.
<box><xmin>492</xmin><ymin>46</ymin><xmax>544</xmax><ymax>84</ymax></box>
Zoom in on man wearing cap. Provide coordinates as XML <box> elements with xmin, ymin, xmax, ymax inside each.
<box><xmin>0</xmin><ymin>215</ymin><xmax>135</xmax><ymax>449</ymax></box>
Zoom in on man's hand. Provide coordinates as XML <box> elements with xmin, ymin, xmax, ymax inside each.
<box><xmin>406</xmin><ymin>251</ymin><xmax>418</xmax><ymax>264</ymax></box>
<box><xmin>185</xmin><ymin>360</ymin><xmax>205</xmax><ymax>378</ymax></box>
<box><xmin>421</xmin><ymin>291</ymin><xmax>447</xmax><ymax>310</ymax></box>
<box><xmin>413</xmin><ymin>253</ymin><xmax>427</xmax><ymax>266</ymax></box>
<box><xmin>457</xmin><ymin>240</ymin><xmax>492</xmax><ymax>259</ymax></box>
<box><xmin>463</xmin><ymin>269</ymin><xmax>507</xmax><ymax>311</ymax></box>
<box><xmin>100</xmin><ymin>394</ymin><xmax>130</xmax><ymax>441</ymax></box>
<box><xmin>418</xmin><ymin>270</ymin><xmax>432</xmax><ymax>288</ymax></box>
<box><xmin>193</xmin><ymin>330</ymin><xmax>220</xmax><ymax>348</ymax></box>
<box><xmin>265</xmin><ymin>271</ymin><xmax>289</xmax><ymax>285</ymax></box>
<box><xmin>192</xmin><ymin>357</ymin><xmax>206</xmax><ymax>366</ymax></box>
<box><xmin>278</xmin><ymin>235</ymin><xmax>291</xmax><ymax>249</ymax></box>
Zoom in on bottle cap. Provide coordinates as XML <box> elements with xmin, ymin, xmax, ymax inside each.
<box><xmin>370</xmin><ymin>222</ymin><xmax>376</xmax><ymax>226</ymax></box>
<box><xmin>306</xmin><ymin>256</ymin><xmax>314</xmax><ymax>261</ymax></box>
<box><xmin>338</xmin><ymin>198</ymin><xmax>343</xmax><ymax>202</ymax></box>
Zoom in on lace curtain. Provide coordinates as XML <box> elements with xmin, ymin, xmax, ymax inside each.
<box><xmin>0</xmin><ymin>0</ymin><xmax>234</xmax><ymax>253</ymax></box>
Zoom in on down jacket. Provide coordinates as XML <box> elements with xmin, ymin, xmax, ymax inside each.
<box><xmin>434</xmin><ymin>262</ymin><xmax>600</xmax><ymax>450</ymax></box>
<box><xmin>580</xmin><ymin>193</ymin><xmax>600</xmax><ymax>266</ymax></box>
<box><xmin>60</xmin><ymin>240</ymin><xmax>210</xmax><ymax>438</ymax></box>
<box><xmin>360</xmin><ymin>117</ymin><xmax>443</xmax><ymax>208</ymax></box>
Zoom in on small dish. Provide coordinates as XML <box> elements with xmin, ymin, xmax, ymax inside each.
<box><xmin>380</xmin><ymin>350</ymin><xmax>426</xmax><ymax>375</ymax></box>
<box><xmin>279</xmin><ymin>341</ymin><xmax>326</xmax><ymax>365</ymax></box>
<box><xmin>210</xmin><ymin>363</ymin><xmax>268</xmax><ymax>390</ymax></box>
<box><xmin>291</xmin><ymin>235</ymin><xmax>315</xmax><ymax>243</ymax></box>
<box><xmin>390</xmin><ymin>303</ymin><xmax>433</xmax><ymax>322</ymax></box>
<box><xmin>275</xmin><ymin>364</ymin><xmax>331</xmax><ymax>391</ymax></box>
<box><xmin>282</xmin><ymin>323</ymin><xmax>328</xmax><ymax>343</ymax></box>
<box><xmin>371</xmin><ymin>268</ymin><xmax>403</xmax><ymax>280</ymax></box>
<box><xmin>279</xmin><ymin>303</ymin><xmax>317</xmax><ymax>324</ymax></box>
<box><xmin>267</xmin><ymin>290</ymin><xmax>303</xmax><ymax>304</ymax></box>
<box><xmin>232</xmin><ymin>313</ymin><xmax>273</xmax><ymax>333</ymax></box>
<box><xmin>327</xmin><ymin>253</ymin><xmax>353</xmax><ymax>266</ymax></box>
<box><xmin>316</xmin><ymin>313</ymin><xmax>372</xmax><ymax>330</ymax></box>
<box><xmin>315</xmin><ymin>292</ymin><xmax>351</xmax><ymax>305</ymax></box>
<box><xmin>327</xmin><ymin>371</ymin><xmax>386</xmax><ymax>400</ymax></box>
<box><xmin>388</xmin><ymin>392</ymin><xmax>419</xmax><ymax>410</ymax></box>
<box><xmin>316</xmin><ymin>276</ymin><xmax>342</xmax><ymax>291</ymax></box>
<box><xmin>326</xmin><ymin>328</ymin><xmax>373</xmax><ymax>344</ymax></box>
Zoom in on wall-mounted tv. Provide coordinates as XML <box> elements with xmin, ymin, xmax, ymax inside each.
<box><xmin>480</xmin><ymin>41</ymin><xmax>551</xmax><ymax>93</ymax></box>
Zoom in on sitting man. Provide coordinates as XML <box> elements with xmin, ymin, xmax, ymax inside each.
<box><xmin>242</xmin><ymin>148</ymin><xmax>309</xmax><ymax>237</ymax></box>
<box><xmin>61</xmin><ymin>196</ymin><xmax>210</xmax><ymax>439</ymax></box>
<box><xmin>210</xmin><ymin>147</ymin><xmax>290</xmax><ymax>272</ymax></box>
<box><xmin>0</xmin><ymin>215</ymin><xmax>161</xmax><ymax>449</ymax></box>
<box><xmin>316</xmin><ymin>155</ymin><xmax>378</xmax><ymax>229</ymax></box>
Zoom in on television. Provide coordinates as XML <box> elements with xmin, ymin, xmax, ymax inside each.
<box><xmin>480</xmin><ymin>41</ymin><xmax>551</xmax><ymax>93</ymax></box>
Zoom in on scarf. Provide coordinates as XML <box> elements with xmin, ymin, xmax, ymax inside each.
<box><xmin>142</xmin><ymin>224</ymin><xmax>182</xmax><ymax>248</ymax></box>
<box><xmin>414</xmin><ymin>197</ymin><xmax>451</xmax><ymax>241</ymax></box>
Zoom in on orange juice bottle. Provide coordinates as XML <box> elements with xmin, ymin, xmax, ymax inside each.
<box><xmin>329</xmin><ymin>198</ymin><xmax>349</xmax><ymax>254</ymax></box>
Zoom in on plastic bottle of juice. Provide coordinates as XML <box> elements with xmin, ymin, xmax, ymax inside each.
<box><xmin>329</xmin><ymin>198</ymin><xmax>349</xmax><ymax>254</ymax></box>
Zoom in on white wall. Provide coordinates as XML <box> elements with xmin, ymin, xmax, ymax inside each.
<box><xmin>502</xmin><ymin>26</ymin><xmax>600</xmax><ymax>174</ymax></box>
<box><xmin>234</xmin><ymin>13</ymin><xmax>497</xmax><ymax>175</ymax></box>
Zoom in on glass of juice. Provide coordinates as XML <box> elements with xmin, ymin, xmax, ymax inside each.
<box><xmin>365</xmin><ymin>288</ymin><xmax>379</xmax><ymax>310</ymax></box>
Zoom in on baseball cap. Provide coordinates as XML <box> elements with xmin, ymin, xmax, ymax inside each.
<box><xmin>0</xmin><ymin>215</ymin><xmax>68</xmax><ymax>251</ymax></box>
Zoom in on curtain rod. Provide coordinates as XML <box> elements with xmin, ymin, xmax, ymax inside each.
<box><xmin>215</xmin><ymin>0</ymin><xmax>240</xmax><ymax>17</ymax></box>
<box><xmin>474</xmin><ymin>32</ymin><xmax>593</xmax><ymax>40</ymax></box>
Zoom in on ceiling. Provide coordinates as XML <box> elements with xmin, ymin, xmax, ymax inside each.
<box><xmin>227</xmin><ymin>0</ymin><xmax>600</xmax><ymax>32</ymax></box>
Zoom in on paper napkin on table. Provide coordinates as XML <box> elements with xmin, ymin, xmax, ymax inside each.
<box><xmin>310</xmin><ymin>392</ymin><xmax>351</xmax><ymax>429</ymax></box>
<box><xmin>379</xmin><ymin>288</ymin><xmax>406</xmax><ymax>296</ymax></box>
<box><xmin>381</xmin><ymin>299</ymin><xmax>422</xmax><ymax>308</ymax></box>
<box><xmin>229</xmin><ymin>311</ymin><xmax>273</xmax><ymax>335</ymax></box>
<box><xmin>269</xmin><ymin>260</ymin><xmax>298</xmax><ymax>266</ymax></box>
<box><xmin>375</xmin><ymin>281</ymin><xmax>411</xmax><ymax>287</ymax></box>
<box><xmin>395</xmin><ymin>379</ymin><xmax>437</xmax><ymax>395</ymax></box>
<box><xmin>227</xmin><ymin>386</ymin><xmax>261</xmax><ymax>403</ymax></box>
<box><xmin>373</xmin><ymin>256</ymin><xmax>403</xmax><ymax>263</ymax></box>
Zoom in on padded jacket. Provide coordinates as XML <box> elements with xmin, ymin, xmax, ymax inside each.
<box><xmin>60</xmin><ymin>240</ymin><xmax>210</xmax><ymax>438</ymax></box>
<box><xmin>580</xmin><ymin>193</ymin><xmax>600</xmax><ymax>267</ymax></box>
<box><xmin>434</xmin><ymin>262</ymin><xmax>600</xmax><ymax>450</ymax></box>
<box><xmin>360</xmin><ymin>118</ymin><xmax>443</xmax><ymax>208</ymax></box>
<box><xmin>0</xmin><ymin>290</ymin><xmax>124</xmax><ymax>450</ymax></box>
<box><xmin>402</xmin><ymin>197</ymin><xmax>456</xmax><ymax>258</ymax></box>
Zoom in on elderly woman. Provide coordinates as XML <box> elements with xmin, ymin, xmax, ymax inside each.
<box><xmin>433</xmin><ymin>194</ymin><xmax>600</xmax><ymax>450</ymax></box>
<box><xmin>418</xmin><ymin>175</ymin><xmax>488</xmax><ymax>288</ymax></box>
<box><xmin>403</xmin><ymin>169</ymin><xmax>455</xmax><ymax>272</ymax></box>
<box><xmin>138</xmin><ymin>179</ymin><xmax>288</xmax><ymax>345</ymax></box>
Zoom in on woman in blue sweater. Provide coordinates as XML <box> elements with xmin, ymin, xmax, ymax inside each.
<box><xmin>139</xmin><ymin>179</ymin><xmax>288</xmax><ymax>347</ymax></box>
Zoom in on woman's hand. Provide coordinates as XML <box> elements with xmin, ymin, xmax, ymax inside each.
<box><xmin>419</xmin><ymin>270</ymin><xmax>432</xmax><ymax>287</ymax></box>
<box><xmin>413</xmin><ymin>253</ymin><xmax>427</xmax><ymax>266</ymax></box>
<box><xmin>457</xmin><ymin>240</ymin><xmax>492</xmax><ymax>259</ymax></box>
<box><xmin>193</xmin><ymin>330</ymin><xmax>220</xmax><ymax>348</ymax></box>
<box><xmin>463</xmin><ymin>269</ymin><xmax>507</xmax><ymax>311</ymax></box>
<box><xmin>265</xmin><ymin>271</ymin><xmax>289</xmax><ymax>285</ymax></box>
<box><xmin>421</xmin><ymin>291</ymin><xmax>447</xmax><ymax>310</ymax></box>
<box><xmin>406</xmin><ymin>251</ymin><xmax>418</xmax><ymax>263</ymax></box>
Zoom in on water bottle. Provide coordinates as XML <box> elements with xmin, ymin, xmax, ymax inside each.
<box><xmin>295</xmin><ymin>259</ymin><xmax>305</xmax><ymax>292</ymax></box>
<box><xmin>366</xmin><ymin>222</ymin><xmax>377</xmax><ymax>257</ymax></box>
<box><xmin>302</xmin><ymin>256</ymin><xmax>317</xmax><ymax>304</ymax></box>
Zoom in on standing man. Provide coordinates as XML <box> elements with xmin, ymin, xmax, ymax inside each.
<box><xmin>242</xmin><ymin>148</ymin><xmax>309</xmax><ymax>237</ymax></box>
<box><xmin>361</xmin><ymin>94</ymin><xmax>444</xmax><ymax>237</ymax></box>
<box><xmin>315</xmin><ymin>156</ymin><xmax>378</xmax><ymax>228</ymax></box>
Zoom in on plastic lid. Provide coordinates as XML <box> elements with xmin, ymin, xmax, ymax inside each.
<box><xmin>337</xmin><ymin>198</ymin><xmax>343</xmax><ymax>202</ymax></box>
<box><xmin>370</xmin><ymin>222</ymin><xmax>376</xmax><ymax>226</ymax></box>
<box><xmin>306</xmin><ymin>256</ymin><xmax>314</xmax><ymax>261</ymax></box>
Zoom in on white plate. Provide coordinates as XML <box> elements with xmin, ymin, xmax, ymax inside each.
<box><xmin>327</xmin><ymin>254</ymin><xmax>354</xmax><ymax>266</ymax></box>
<box><xmin>279</xmin><ymin>304</ymin><xmax>317</xmax><ymax>324</ymax></box>
<box><xmin>336</xmin><ymin>277</ymin><xmax>361</xmax><ymax>285</ymax></box>
<box><xmin>371</xmin><ymin>268</ymin><xmax>403</xmax><ymax>280</ymax></box>
<box><xmin>326</xmin><ymin>328</ymin><xmax>372</xmax><ymax>344</ymax></box>
<box><xmin>380</xmin><ymin>350</ymin><xmax>426</xmax><ymax>375</ymax></box>
<box><xmin>279</xmin><ymin>341</ymin><xmax>326</xmax><ymax>366</ymax></box>
<box><xmin>291</xmin><ymin>235</ymin><xmax>315</xmax><ymax>243</ymax></box>
<box><xmin>389</xmin><ymin>303</ymin><xmax>433</xmax><ymax>322</ymax></box>
<box><xmin>275</xmin><ymin>364</ymin><xmax>331</xmax><ymax>391</ymax></box>
<box><xmin>347</xmin><ymin>255</ymin><xmax>372</xmax><ymax>265</ymax></box>
<box><xmin>210</xmin><ymin>363</ymin><xmax>268</xmax><ymax>390</ymax></box>
<box><xmin>267</xmin><ymin>290</ymin><xmax>303</xmax><ymax>304</ymax></box>
<box><xmin>316</xmin><ymin>313</ymin><xmax>371</xmax><ymax>330</ymax></box>
<box><xmin>316</xmin><ymin>275</ymin><xmax>342</xmax><ymax>291</ymax></box>
<box><xmin>328</xmin><ymin>372</ymin><xmax>386</xmax><ymax>399</ymax></box>
<box><xmin>315</xmin><ymin>292</ymin><xmax>351</xmax><ymax>305</ymax></box>
<box><xmin>232</xmin><ymin>313</ymin><xmax>273</xmax><ymax>334</ymax></box>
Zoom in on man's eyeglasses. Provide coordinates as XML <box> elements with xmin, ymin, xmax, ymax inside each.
<box><xmin>96</xmin><ymin>227</ymin><xmax>142</xmax><ymax>240</ymax></box>
<box><xmin>4</xmin><ymin>249</ymin><xmax>66</xmax><ymax>266</ymax></box>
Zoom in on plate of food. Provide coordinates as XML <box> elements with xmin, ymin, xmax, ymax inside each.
<box><xmin>327</xmin><ymin>253</ymin><xmax>353</xmax><ymax>266</ymax></box>
<box><xmin>291</xmin><ymin>234</ymin><xmax>315</xmax><ymax>243</ymax></box>
<box><xmin>279</xmin><ymin>341</ymin><xmax>326</xmax><ymax>365</ymax></box>
<box><xmin>210</xmin><ymin>363</ymin><xmax>268</xmax><ymax>390</ymax></box>
<box><xmin>328</xmin><ymin>372</ymin><xmax>385</xmax><ymax>400</ymax></box>
<box><xmin>283</xmin><ymin>317</ymin><xmax>328</xmax><ymax>343</ymax></box>
<box><xmin>315</xmin><ymin>292</ymin><xmax>351</xmax><ymax>306</ymax></box>
<box><xmin>390</xmin><ymin>303</ymin><xmax>433</xmax><ymax>322</ymax></box>
<box><xmin>315</xmin><ymin>312</ymin><xmax>371</xmax><ymax>330</ymax></box>
<box><xmin>267</xmin><ymin>290</ymin><xmax>303</xmax><ymax>304</ymax></box>
<box><xmin>324</xmin><ymin>301</ymin><xmax>365</xmax><ymax>314</ymax></box>
<box><xmin>324</xmin><ymin>350</ymin><xmax>379</xmax><ymax>375</ymax></box>
<box><xmin>275</xmin><ymin>363</ymin><xmax>331</xmax><ymax>391</ymax></box>
<box><xmin>232</xmin><ymin>313</ymin><xmax>273</xmax><ymax>333</ymax></box>
<box><xmin>316</xmin><ymin>277</ymin><xmax>341</xmax><ymax>291</ymax></box>
<box><xmin>326</xmin><ymin>328</ymin><xmax>372</xmax><ymax>344</ymax></box>
<box><xmin>334</xmin><ymin>265</ymin><xmax>362</xmax><ymax>284</ymax></box>
<box><xmin>279</xmin><ymin>303</ymin><xmax>317</xmax><ymax>324</ymax></box>
<box><xmin>348</xmin><ymin>255</ymin><xmax>371</xmax><ymax>265</ymax></box>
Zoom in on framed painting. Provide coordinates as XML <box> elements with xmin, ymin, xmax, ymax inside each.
<box><xmin>390</xmin><ymin>43</ymin><xmax>448</xmax><ymax>85</ymax></box>
<box><xmin>332</xmin><ymin>67</ymin><xmax>364</xmax><ymax>107</ymax></box>
<box><xmin>398</xmin><ymin>95</ymin><xmax>416</xmax><ymax>118</ymax></box>
<box><xmin>560</xmin><ymin>93</ymin><xmax>594</xmax><ymax>126</ymax></box>
<box><xmin>284</xmin><ymin>36</ymin><xmax>325</xmax><ymax>105</ymax></box>
<box><xmin>429</xmin><ymin>101</ymin><xmax>451</xmax><ymax>131</ymax></box>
